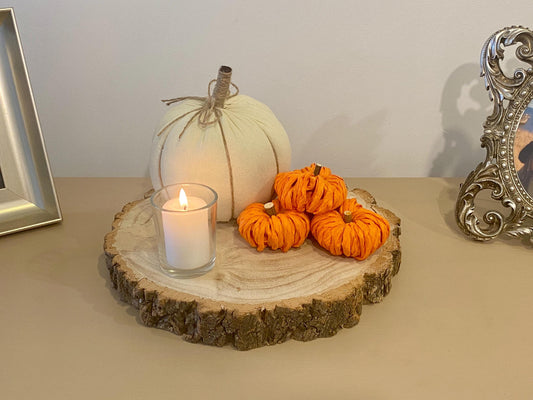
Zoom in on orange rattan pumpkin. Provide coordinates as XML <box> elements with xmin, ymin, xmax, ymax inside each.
<box><xmin>237</xmin><ymin>200</ymin><xmax>310</xmax><ymax>252</ymax></box>
<box><xmin>274</xmin><ymin>163</ymin><xmax>347</xmax><ymax>214</ymax></box>
<box><xmin>310</xmin><ymin>198</ymin><xmax>390</xmax><ymax>260</ymax></box>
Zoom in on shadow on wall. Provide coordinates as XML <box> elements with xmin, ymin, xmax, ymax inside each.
<box><xmin>430</xmin><ymin>63</ymin><xmax>489</xmax><ymax>177</ymax></box>
<box><xmin>296</xmin><ymin>110</ymin><xmax>387</xmax><ymax>176</ymax></box>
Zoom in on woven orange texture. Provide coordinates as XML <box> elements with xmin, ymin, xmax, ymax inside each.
<box><xmin>310</xmin><ymin>198</ymin><xmax>390</xmax><ymax>260</ymax></box>
<box><xmin>237</xmin><ymin>199</ymin><xmax>311</xmax><ymax>252</ymax></box>
<box><xmin>274</xmin><ymin>163</ymin><xmax>347</xmax><ymax>214</ymax></box>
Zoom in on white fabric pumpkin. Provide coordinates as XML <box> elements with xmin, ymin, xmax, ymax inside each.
<box><xmin>149</xmin><ymin>68</ymin><xmax>291</xmax><ymax>221</ymax></box>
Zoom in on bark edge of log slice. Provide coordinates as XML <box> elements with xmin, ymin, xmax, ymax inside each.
<box><xmin>104</xmin><ymin>188</ymin><xmax>401</xmax><ymax>351</ymax></box>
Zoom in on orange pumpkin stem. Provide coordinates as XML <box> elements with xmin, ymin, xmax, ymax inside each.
<box><xmin>213</xmin><ymin>66</ymin><xmax>232</xmax><ymax>108</ymax></box>
<box><xmin>264</xmin><ymin>202</ymin><xmax>277</xmax><ymax>216</ymax></box>
<box><xmin>313</xmin><ymin>163</ymin><xmax>323</xmax><ymax>176</ymax></box>
<box><xmin>343</xmin><ymin>210</ymin><xmax>353</xmax><ymax>223</ymax></box>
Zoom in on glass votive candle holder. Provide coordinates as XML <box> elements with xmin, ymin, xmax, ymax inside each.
<box><xmin>150</xmin><ymin>183</ymin><xmax>217</xmax><ymax>278</ymax></box>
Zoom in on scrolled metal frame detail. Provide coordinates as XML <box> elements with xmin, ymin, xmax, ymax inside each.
<box><xmin>456</xmin><ymin>26</ymin><xmax>533</xmax><ymax>243</ymax></box>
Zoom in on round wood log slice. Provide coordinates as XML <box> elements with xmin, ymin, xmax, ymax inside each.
<box><xmin>104</xmin><ymin>188</ymin><xmax>401</xmax><ymax>350</ymax></box>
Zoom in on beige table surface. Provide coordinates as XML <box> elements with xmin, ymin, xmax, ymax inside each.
<box><xmin>2</xmin><ymin>177</ymin><xmax>532</xmax><ymax>399</ymax></box>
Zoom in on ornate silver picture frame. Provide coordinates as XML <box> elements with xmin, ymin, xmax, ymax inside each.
<box><xmin>0</xmin><ymin>8</ymin><xmax>61</xmax><ymax>236</ymax></box>
<box><xmin>456</xmin><ymin>26</ymin><xmax>533</xmax><ymax>243</ymax></box>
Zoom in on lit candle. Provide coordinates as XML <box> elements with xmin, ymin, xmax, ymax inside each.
<box><xmin>161</xmin><ymin>188</ymin><xmax>210</xmax><ymax>269</ymax></box>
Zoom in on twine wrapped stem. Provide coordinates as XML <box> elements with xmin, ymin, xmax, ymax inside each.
<box><xmin>158</xmin><ymin>65</ymin><xmax>239</xmax><ymax>136</ymax></box>
<box><xmin>213</xmin><ymin>66</ymin><xmax>232</xmax><ymax>108</ymax></box>
<box><xmin>155</xmin><ymin>65</ymin><xmax>239</xmax><ymax>217</ymax></box>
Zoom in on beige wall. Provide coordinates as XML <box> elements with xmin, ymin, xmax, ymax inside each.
<box><xmin>5</xmin><ymin>0</ymin><xmax>529</xmax><ymax>177</ymax></box>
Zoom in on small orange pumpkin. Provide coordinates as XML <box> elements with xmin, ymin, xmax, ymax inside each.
<box><xmin>237</xmin><ymin>200</ymin><xmax>311</xmax><ymax>252</ymax></box>
<box><xmin>274</xmin><ymin>163</ymin><xmax>347</xmax><ymax>214</ymax></box>
<box><xmin>310</xmin><ymin>198</ymin><xmax>390</xmax><ymax>260</ymax></box>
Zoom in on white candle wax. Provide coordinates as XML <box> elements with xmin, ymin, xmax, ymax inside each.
<box><xmin>161</xmin><ymin>192</ymin><xmax>210</xmax><ymax>270</ymax></box>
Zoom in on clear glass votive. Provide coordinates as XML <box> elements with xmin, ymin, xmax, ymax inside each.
<box><xmin>150</xmin><ymin>183</ymin><xmax>217</xmax><ymax>278</ymax></box>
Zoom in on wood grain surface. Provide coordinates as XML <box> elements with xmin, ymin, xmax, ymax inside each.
<box><xmin>104</xmin><ymin>189</ymin><xmax>401</xmax><ymax>350</ymax></box>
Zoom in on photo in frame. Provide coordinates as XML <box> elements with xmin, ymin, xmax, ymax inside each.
<box><xmin>456</xmin><ymin>26</ymin><xmax>533</xmax><ymax>243</ymax></box>
<box><xmin>0</xmin><ymin>8</ymin><xmax>61</xmax><ymax>236</ymax></box>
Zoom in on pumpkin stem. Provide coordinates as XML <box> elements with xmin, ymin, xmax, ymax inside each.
<box><xmin>343</xmin><ymin>210</ymin><xmax>353</xmax><ymax>223</ymax></box>
<box><xmin>264</xmin><ymin>202</ymin><xmax>277</xmax><ymax>216</ymax></box>
<box><xmin>313</xmin><ymin>163</ymin><xmax>323</xmax><ymax>176</ymax></box>
<box><xmin>213</xmin><ymin>66</ymin><xmax>232</xmax><ymax>108</ymax></box>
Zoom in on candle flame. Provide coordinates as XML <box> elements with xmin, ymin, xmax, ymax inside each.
<box><xmin>178</xmin><ymin>188</ymin><xmax>188</xmax><ymax>211</ymax></box>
